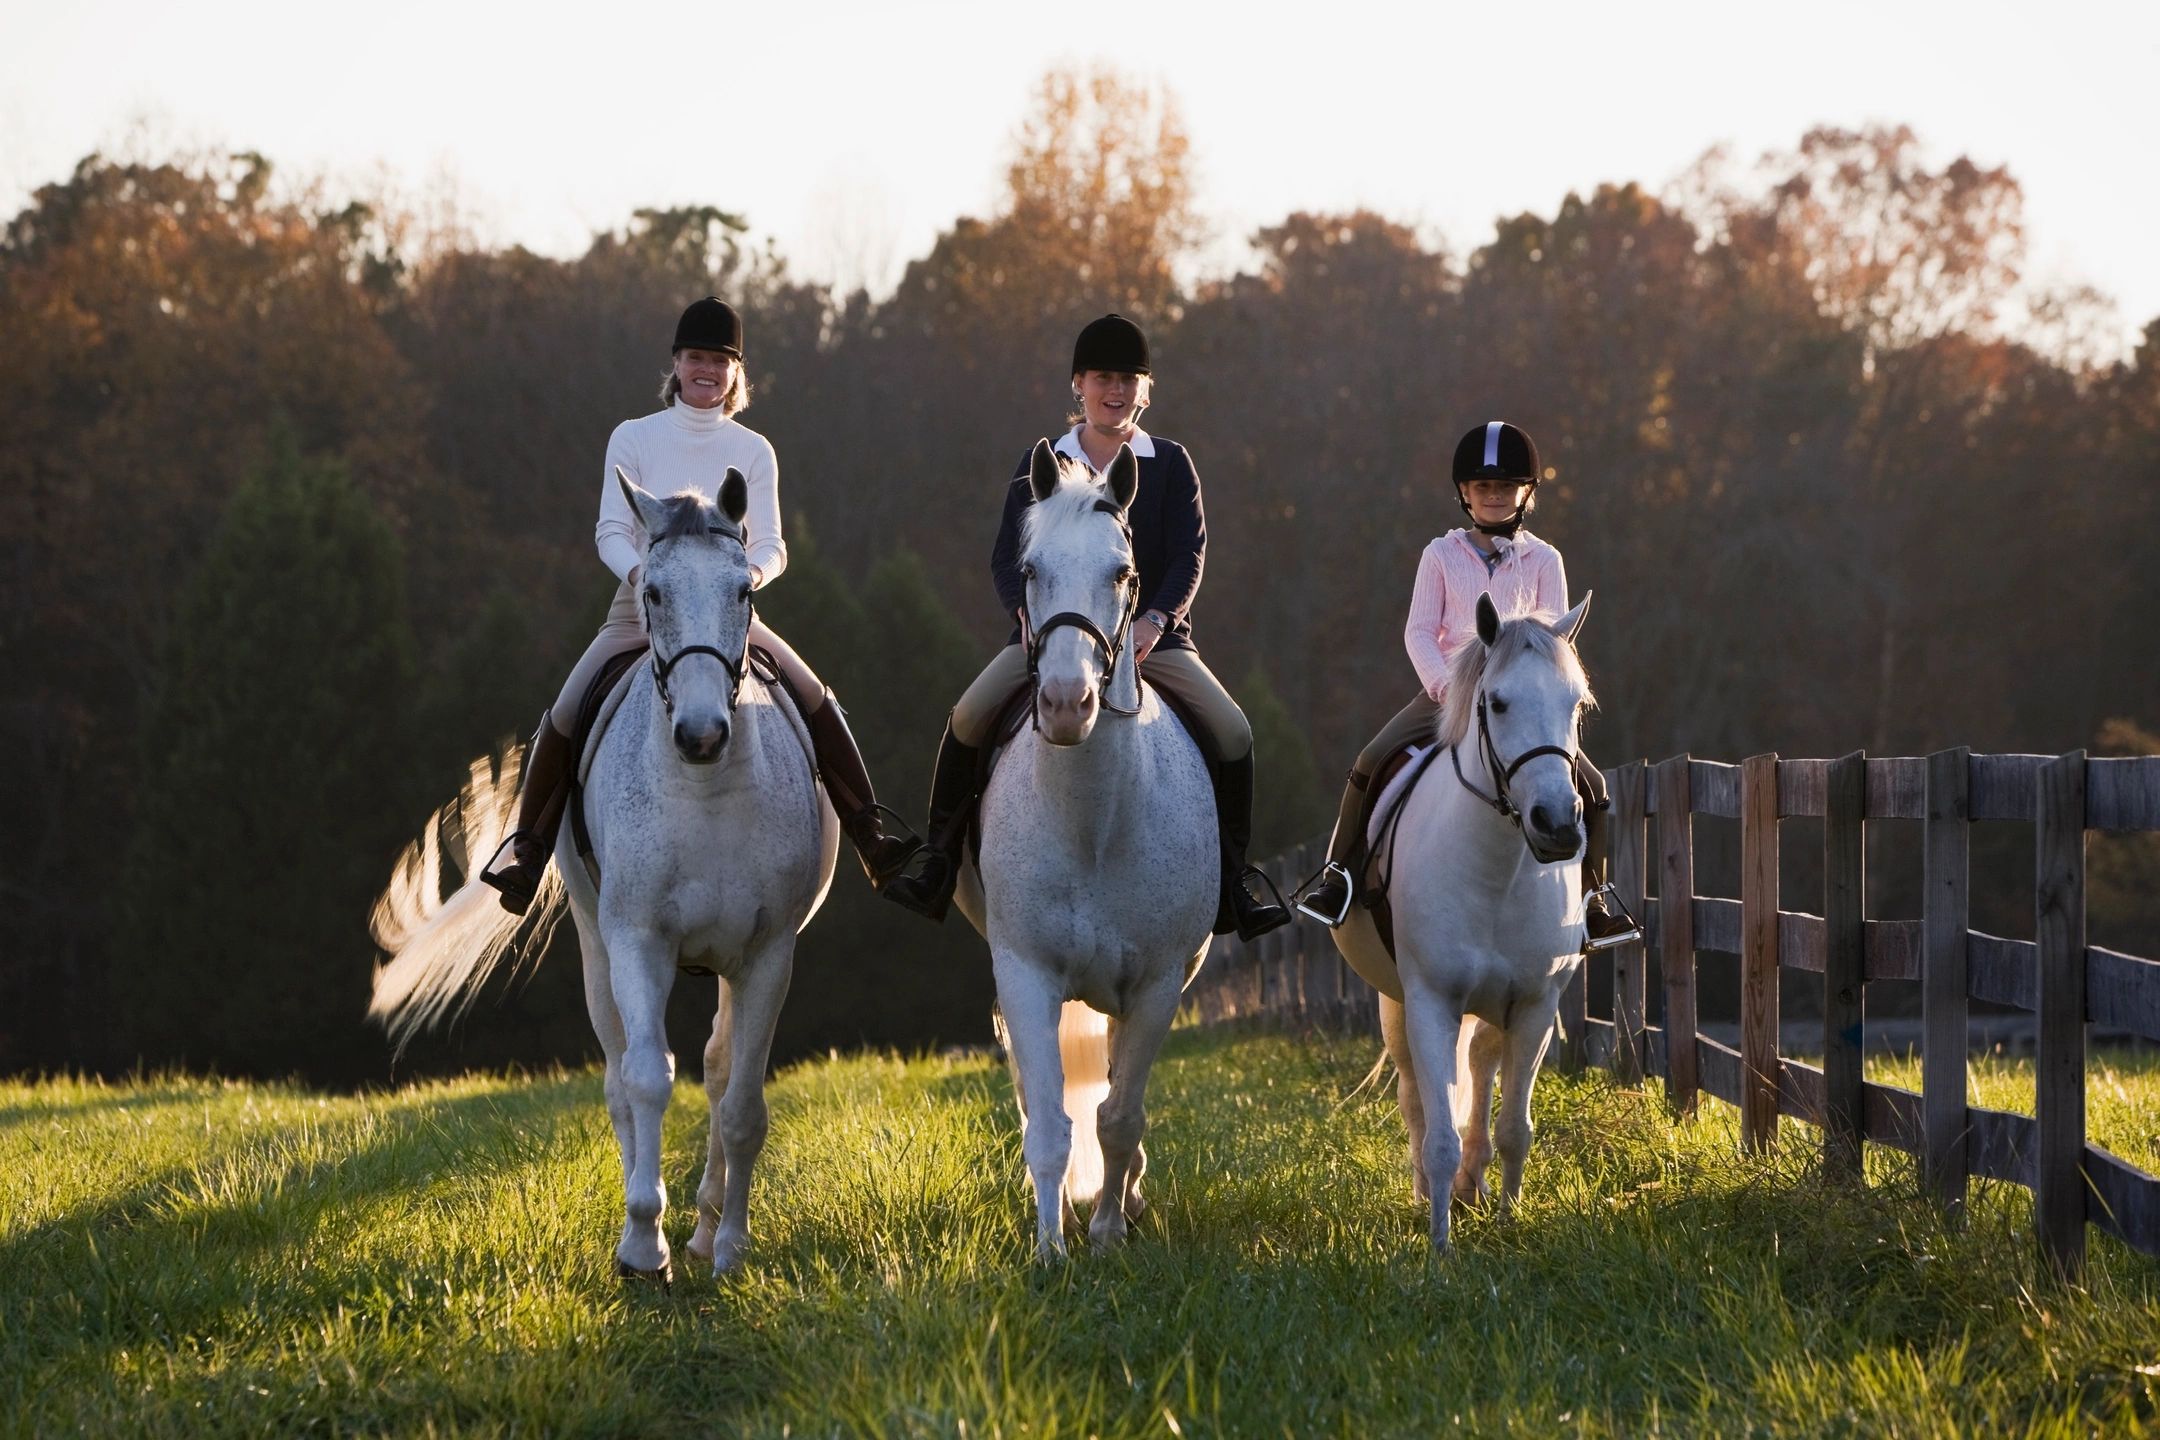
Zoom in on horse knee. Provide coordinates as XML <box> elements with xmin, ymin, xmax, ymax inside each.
<box><xmin>1495</xmin><ymin>1112</ymin><xmax>1533</xmax><ymax>1165</ymax></box>
<box><xmin>622</xmin><ymin>1051</ymin><xmax>673</xmax><ymax>1113</ymax></box>
<box><xmin>719</xmin><ymin>1091</ymin><xmax>768</xmax><ymax>1156</ymax></box>
<box><xmin>1422</xmin><ymin>1126</ymin><xmax>1462</xmax><ymax>1183</ymax></box>
<box><xmin>1097</xmin><ymin>1098</ymin><xmax>1144</xmax><ymax>1156</ymax></box>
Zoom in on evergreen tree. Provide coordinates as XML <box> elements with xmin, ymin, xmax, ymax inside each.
<box><xmin>121</xmin><ymin>430</ymin><xmax>419</xmax><ymax>1079</ymax></box>
<box><xmin>1240</xmin><ymin>662</ymin><xmax>1329</xmax><ymax>862</ymax></box>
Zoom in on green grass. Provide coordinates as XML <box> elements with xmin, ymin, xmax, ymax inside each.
<box><xmin>4</xmin><ymin>1034</ymin><xmax>2156</xmax><ymax>1438</ymax></box>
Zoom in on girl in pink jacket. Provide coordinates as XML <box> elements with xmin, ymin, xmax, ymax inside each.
<box><xmin>1293</xmin><ymin>421</ymin><xmax>1638</xmax><ymax>952</ymax></box>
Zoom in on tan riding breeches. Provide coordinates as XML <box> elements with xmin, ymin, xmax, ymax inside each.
<box><xmin>949</xmin><ymin>642</ymin><xmax>1254</xmax><ymax>761</ymax></box>
<box><xmin>548</xmin><ymin>585</ymin><xmax>822</xmax><ymax>737</ymax></box>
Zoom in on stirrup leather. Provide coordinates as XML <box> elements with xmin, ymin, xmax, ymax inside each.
<box><xmin>1582</xmin><ymin>881</ymin><xmax>1645</xmax><ymax>952</ymax></box>
<box><xmin>1292</xmin><ymin>861</ymin><xmax>1356</xmax><ymax>928</ymax></box>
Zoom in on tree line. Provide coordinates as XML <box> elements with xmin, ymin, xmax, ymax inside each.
<box><xmin>5</xmin><ymin>71</ymin><xmax>2155</xmax><ymax>1084</ymax></box>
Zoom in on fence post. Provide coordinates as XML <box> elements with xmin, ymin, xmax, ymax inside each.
<box><xmin>1656</xmin><ymin>755</ymin><xmax>1698</xmax><ymax>1118</ymax></box>
<box><xmin>1741</xmin><ymin>753</ymin><xmax>1781</xmax><ymax>1152</ymax></box>
<box><xmin>1823</xmin><ymin>750</ymin><xmax>1866</xmax><ymax>1179</ymax></box>
<box><xmin>1922</xmin><ymin>747</ymin><xmax>1970</xmax><ymax>1214</ymax></box>
<box><xmin>2035</xmin><ymin>751</ymin><xmax>2087</xmax><ymax>1278</ymax></box>
<box><xmin>1611</xmin><ymin>761</ymin><xmax>1649</xmax><ymax>1086</ymax></box>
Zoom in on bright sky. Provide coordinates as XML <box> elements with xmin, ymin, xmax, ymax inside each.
<box><xmin>4</xmin><ymin>0</ymin><xmax>2155</xmax><ymax>354</ymax></box>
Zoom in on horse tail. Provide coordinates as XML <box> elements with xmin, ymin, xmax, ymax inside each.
<box><xmin>1058</xmin><ymin>1001</ymin><xmax>1110</xmax><ymax>1208</ymax></box>
<box><xmin>366</xmin><ymin>746</ymin><xmax>567</xmax><ymax>1057</ymax></box>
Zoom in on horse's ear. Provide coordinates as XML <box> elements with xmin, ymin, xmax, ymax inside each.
<box><xmin>1476</xmin><ymin>591</ymin><xmax>1500</xmax><ymax>648</ymax></box>
<box><xmin>1029</xmin><ymin>438</ymin><xmax>1061</xmax><ymax>502</ymax></box>
<box><xmin>1552</xmin><ymin>590</ymin><xmax>1592</xmax><ymax>645</ymax></box>
<box><xmin>1106</xmin><ymin>444</ymin><xmax>1139</xmax><ymax>513</ymax></box>
<box><xmin>718</xmin><ymin>467</ymin><xmax>749</xmax><ymax>526</ymax></box>
<box><xmin>615</xmin><ymin>465</ymin><xmax>667</xmax><ymax>535</ymax></box>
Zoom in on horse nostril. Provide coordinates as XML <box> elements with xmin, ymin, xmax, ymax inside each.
<box><xmin>1530</xmin><ymin>803</ymin><xmax>1559</xmax><ymax>833</ymax></box>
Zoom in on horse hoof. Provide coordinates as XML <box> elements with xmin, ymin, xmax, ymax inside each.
<box><xmin>615</xmin><ymin>1256</ymin><xmax>674</xmax><ymax>1291</ymax></box>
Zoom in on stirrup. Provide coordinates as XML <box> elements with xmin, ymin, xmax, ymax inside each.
<box><xmin>1581</xmin><ymin>881</ymin><xmax>1644</xmax><ymax>953</ymax></box>
<box><xmin>1230</xmin><ymin>864</ymin><xmax>1293</xmax><ymax>941</ymax></box>
<box><xmin>1292</xmin><ymin>861</ymin><xmax>1356</xmax><ymax>928</ymax></box>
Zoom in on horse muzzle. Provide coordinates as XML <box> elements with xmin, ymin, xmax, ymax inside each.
<box><xmin>1035</xmin><ymin>676</ymin><xmax>1099</xmax><ymax>746</ymax></box>
<box><xmin>673</xmin><ymin>715</ymin><xmax>731</xmax><ymax>764</ymax></box>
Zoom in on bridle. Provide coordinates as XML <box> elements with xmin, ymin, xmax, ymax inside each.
<box><xmin>1450</xmin><ymin>688</ymin><xmax>1577</xmax><ymax>836</ymax></box>
<box><xmin>642</xmin><ymin>525</ymin><xmax>754</xmax><ymax>717</ymax></box>
<box><xmin>1023</xmin><ymin>500</ymin><xmax>1142</xmax><ymax>731</ymax></box>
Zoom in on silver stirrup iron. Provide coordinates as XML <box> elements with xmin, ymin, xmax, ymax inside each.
<box><xmin>1582</xmin><ymin>880</ymin><xmax>1644</xmax><ymax>952</ymax></box>
<box><xmin>1293</xmin><ymin>861</ymin><xmax>1356</xmax><ymax>928</ymax></box>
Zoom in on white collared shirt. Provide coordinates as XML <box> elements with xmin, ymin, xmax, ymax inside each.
<box><xmin>1052</xmin><ymin>423</ymin><xmax>1156</xmax><ymax>473</ymax></box>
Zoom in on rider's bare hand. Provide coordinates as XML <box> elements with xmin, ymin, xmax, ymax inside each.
<box><xmin>1133</xmin><ymin>616</ymin><xmax>1163</xmax><ymax>664</ymax></box>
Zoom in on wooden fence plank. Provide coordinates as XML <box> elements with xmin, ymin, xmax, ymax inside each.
<box><xmin>1779</xmin><ymin>1058</ymin><xmax>1826</xmax><ymax>1126</ymax></box>
<box><xmin>2088</xmin><ymin>947</ymin><xmax>2160</xmax><ymax>1042</ymax></box>
<box><xmin>1824</xmin><ymin>750</ymin><xmax>1867</xmax><ymax>1178</ymax></box>
<box><xmin>1611</xmin><ymin>761</ymin><xmax>1648</xmax><ymax>1086</ymax></box>
<box><xmin>2085</xmin><ymin>755</ymin><xmax>2160</xmax><ymax>833</ymax></box>
<box><xmin>2084</xmin><ymin>1148</ymin><xmax>2160</xmax><ymax>1260</ymax></box>
<box><xmin>1697</xmin><ymin>1037</ymin><xmax>1744</xmax><ymax>1108</ymax></box>
<box><xmin>1778</xmin><ymin>759</ymin><xmax>1828</xmax><ymax>818</ymax></box>
<box><xmin>1695</xmin><ymin>896</ymin><xmax>1742</xmax><ymax>954</ymax></box>
<box><xmin>1742</xmin><ymin>754</ymin><xmax>1782</xmax><ymax>1151</ymax></box>
<box><xmin>1924</xmin><ymin>748</ymin><xmax>1972</xmax><ymax>1214</ymax></box>
<box><xmin>1690</xmin><ymin>759</ymin><xmax>1741</xmax><ymax>818</ymax></box>
<box><xmin>1865</xmin><ymin>757</ymin><xmax>1927</xmax><ymax>819</ymax></box>
<box><xmin>1862</xmin><ymin>1081</ymin><xmax>1924</xmax><ymax>1155</ymax></box>
<box><xmin>1968</xmin><ymin>932</ymin><xmax>2035</xmax><ymax>1010</ymax></box>
<box><xmin>1656</xmin><ymin>756</ymin><xmax>1698</xmax><ymax>1118</ymax></box>
<box><xmin>1969</xmin><ymin>753</ymin><xmax>2049</xmax><ymax>821</ymax></box>
<box><xmin>1968</xmin><ymin>1105</ymin><xmax>2038</xmax><ymax>1187</ymax></box>
<box><xmin>2035</xmin><ymin>751</ymin><xmax>2087</xmax><ymax>1278</ymax></box>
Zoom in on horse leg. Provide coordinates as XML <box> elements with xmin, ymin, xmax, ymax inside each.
<box><xmin>688</xmin><ymin>977</ymin><xmax>733</xmax><ymax>1268</ymax></box>
<box><xmin>1493</xmin><ymin>996</ymin><xmax>1561</xmax><ymax>1214</ymax></box>
<box><xmin>1090</xmin><ymin>974</ymin><xmax>1181</xmax><ymax>1252</ymax></box>
<box><xmin>1380</xmin><ymin>994</ymin><xmax>1429</xmax><ymax>1205</ymax></box>
<box><xmin>1453</xmin><ymin>1019</ymin><xmax>1504</xmax><ymax>1208</ymax></box>
<box><xmin>606</xmin><ymin>926</ymin><xmax>677</xmax><ymax>1280</ymax></box>
<box><xmin>1400</xmin><ymin>981</ymin><xmax>1466</xmax><ymax>1253</ymax></box>
<box><xmin>992</xmin><ymin>952</ymin><xmax>1071</xmax><ymax>1262</ymax></box>
<box><xmin>706</xmin><ymin>941</ymin><xmax>793</xmax><ymax>1274</ymax></box>
<box><xmin>575</xmin><ymin>909</ymin><xmax>639</xmax><ymax>1221</ymax></box>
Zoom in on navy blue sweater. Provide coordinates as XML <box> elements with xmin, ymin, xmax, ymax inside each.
<box><xmin>990</xmin><ymin>437</ymin><xmax>1207</xmax><ymax>655</ymax></box>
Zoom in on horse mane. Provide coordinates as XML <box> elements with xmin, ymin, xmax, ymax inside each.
<box><xmin>650</xmin><ymin>490</ymin><xmax>744</xmax><ymax>547</ymax></box>
<box><xmin>1020</xmin><ymin>456</ymin><xmax>1120</xmax><ymax>556</ymax></box>
<box><xmin>1434</xmin><ymin>607</ymin><xmax>1594</xmax><ymax>748</ymax></box>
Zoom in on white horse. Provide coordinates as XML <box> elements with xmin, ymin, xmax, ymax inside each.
<box><xmin>952</xmin><ymin>441</ymin><xmax>1219</xmax><ymax>1261</ymax></box>
<box><xmin>1331</xmin><ymin>592</ymin><xmax>1595</xmax><ymax>1253</ymax></box>
<box><xmin>369</xmin><ymin>469</ymin><xmax>838</xmax><ymax>1281</ymax></box>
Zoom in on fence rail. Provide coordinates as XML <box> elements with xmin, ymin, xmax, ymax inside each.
<box><xmin>1181</xmin><ymin>748</ymin><xmax>2160</xmax><ymax>1275</ymax></box>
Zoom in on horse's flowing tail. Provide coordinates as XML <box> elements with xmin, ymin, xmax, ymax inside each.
<box><xmin>1058</xmin><ymin>1001</ymin><xmax>1110</xmax><ymax>1208</ymax></box>
<box><xmin>367</xmin><ymin>746</ymin><xmax>566</xmax><ymax>1056</ymax></box>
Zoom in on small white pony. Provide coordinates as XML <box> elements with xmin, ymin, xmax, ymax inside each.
<box><xmin>953</xmin><ymin>441</ymin><xmax>1219</xmax><ymax>1260</ymax></box>
<box><xmin>370</xmin><ymin>470</ymin><xmax>838</xmax><ymax>1281</ymax></box>
<box><xmin>1331</xmin><ymin>591</ymin><xmax>1595</xmax><ymax>1253</ymax></box>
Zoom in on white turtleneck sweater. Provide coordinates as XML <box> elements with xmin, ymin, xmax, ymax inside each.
<box><xmin>594</xmin><ymin>403</ymin><xmax>787</xmax><ymax>589</ymax></box>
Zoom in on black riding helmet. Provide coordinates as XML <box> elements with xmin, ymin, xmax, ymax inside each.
<box><xmin>674</xmin><ymin>296</ymin><xmax>744</xmax><ymax>358</ymax></box>
<box><xmin>1450</xmin><ymin>420</ymin><xmax>1542</xmax><ymax>537</ymax></box>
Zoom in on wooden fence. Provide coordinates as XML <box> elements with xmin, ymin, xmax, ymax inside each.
<box><xmin>1181</xmin><ymin>749</ymin><xmax>2160</xmax><ymax>1275</ymax></box>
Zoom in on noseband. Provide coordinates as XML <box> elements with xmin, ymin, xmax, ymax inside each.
<box><xmin>1026</xmin><ymin>599</ymin><xmax>1140</xmax><ymax>730</ymax></box>
<box><xmin>642</xmin><ymin>524</ymin><xmax>754</xmax><ymax>717</ymax></box>
<box><xmin>1451</xmin><ymin>689</ymin><xmax>1576</xmax><ymax>837</ymax></box>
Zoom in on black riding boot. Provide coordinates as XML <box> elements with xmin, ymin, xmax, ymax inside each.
<box><xmin>807</xmin><ymin>690</ymin><xmax>924</xmax><ymax>890</ymax></box>
<box><xmin>1214</xmin><ymin>752</ymin><xmax>1293</xmax><ymax>941</ymax></box>
<box><xmin>1578</xmin><ymin>778</ymin><xmax>1641</xmax><ymax>952</ymax></box>
<box><xmin>1291</xmin><ymin>767</ymin><xmax>1371</xmax><ymax>927</ymax></box>
<box><xmin>880</xmin><ymin>722</ymin><xmax>980</xmax><ymax>923</ymax></box>
<box><xmin>480</xmin><ymin>712</ymin><xmax>574</xmax><ymax>916</ymax></box>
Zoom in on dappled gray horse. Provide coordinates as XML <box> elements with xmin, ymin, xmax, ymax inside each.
<box><xmin>370</xmin><ymin>471</ymin><xmax>837</xmax><ymax>1280</ymax></box>
<box><xmin>954</xmin><ymin>441</ymin><xmax>1218</xmax><ymax>1260</ymax></box>
<box><xmin>1334</xmin><ymin>592</ymin><xmax>1596</xmax><ymax>1253</ymax></box>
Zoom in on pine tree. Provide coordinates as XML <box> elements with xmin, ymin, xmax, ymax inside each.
<box><xmin>1240</xmin><ymin>662</ymin><xmax>1329</xmax><ymax>862</ymax></box>
<box><xmin>121</xmin><ymin>429</ymin><xmax>419</xmax><ymax>1078</ymax></box>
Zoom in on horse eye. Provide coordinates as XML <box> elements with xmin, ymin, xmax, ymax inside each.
<box><xmin>643</xmin><ymin>586</ymin><xmax>662</xmax><ymax>607</ymax></box>
<box><xmin>1490</xmin><ymin>697</ymin><xmax>1509</xmax><ymax>715</ymax></box>
<box><xmin>1021</xmin><ymin>564</ymin><xmax>1036</xmax><ymax>584</ymax></box>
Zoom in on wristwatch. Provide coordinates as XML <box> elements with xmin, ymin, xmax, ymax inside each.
<box><xmin>1143</xmin><ymin>609</ymin><xmax>1169</xmax><ymax>630</ymax></box>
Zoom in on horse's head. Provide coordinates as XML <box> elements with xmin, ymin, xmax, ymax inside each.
<box><xmin>1019</xmin><ymin>438</ymin><xmax>1141</xmax><ymax>747</ymax></box>
<box><xmin>1450</xmin><ymin>590</ymin><xmax>1596</xmax><ymax>863</ymax></box>
<box><xmin>615</xmin><ymin>465</ymin><xmax>755</xmax><ymax>765</ymax></box>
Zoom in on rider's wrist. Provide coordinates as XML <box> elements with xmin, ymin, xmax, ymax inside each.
<box><xmin>1143</xmin><ymin>609</ymin><xmax>1168</xmax><ymax>630</ymax></box>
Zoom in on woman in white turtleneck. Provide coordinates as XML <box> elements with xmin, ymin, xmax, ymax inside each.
<box><xmin>480</xmin><ymin>297</ymin><xmax>921</xmax><ymax>913</ymax></box>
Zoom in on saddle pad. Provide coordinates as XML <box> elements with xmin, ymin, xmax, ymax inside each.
<box><xmin>1331</xmin><ymin>743</ymin><xmax>1442</xmax><ymax>1002</ymax></box>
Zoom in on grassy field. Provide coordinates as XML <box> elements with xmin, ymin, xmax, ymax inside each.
<box><xmin>4</xmin><ymin>1030</ymin><xmax>2156</xmax><ymax>1438</ymax></box>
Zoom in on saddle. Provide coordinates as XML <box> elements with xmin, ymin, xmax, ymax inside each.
<box><xmin>1357</xmin><ymin>740</ymin><xmax>1445</xmax><ymax>962</ymax></box>
<box><xmin>565</xmin><ymin>644</ymin><xmax>816</xmax><ymax>883</ymax></box>
<box><xmin>966</xmin><ymin>675</ymin><xmax>1223</xmax><ymax>858</ymax></box>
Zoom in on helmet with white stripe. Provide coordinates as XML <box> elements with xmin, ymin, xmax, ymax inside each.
<box><xmin>1450</xmin><ymin>420</ymin><xmax>1542</xmax><ymax>536</ymax></box>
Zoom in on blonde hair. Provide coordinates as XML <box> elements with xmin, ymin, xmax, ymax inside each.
<box><xmin>660</xmin><ymin>359</ymin><xmax>753</xmax><ymax>416</ymax></box>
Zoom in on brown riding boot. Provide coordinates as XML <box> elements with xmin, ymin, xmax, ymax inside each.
<box><xmin>480</xmin><ymin>713</ymin><xmax>574</xmax><ymax>916</ymax></box>
<box><xmin>1292</xmin><ymin>768</ymin><xmax>1372</xmax><ymax>927</ymax></box>
<box><xmin>807</xmin><ymin>689</ymin><xmax>924</xmax><ymax>890</ymax></box>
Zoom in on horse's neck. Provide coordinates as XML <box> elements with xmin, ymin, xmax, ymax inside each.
<box><xmin>1429</xmin><ymin>752</ymin><xmax>1537</xmax><ymax>888</ymax></box>
<box><xmin>630</xmin><ymin>676</ymin><xmax>776</xmax><ymax>796</ymax></box>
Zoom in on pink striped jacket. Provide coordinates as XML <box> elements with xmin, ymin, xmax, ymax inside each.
<box><xmin>1403</xmin><ymin>528</ymin><xmax>1570</xmax><ymax>701</ymax></box>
